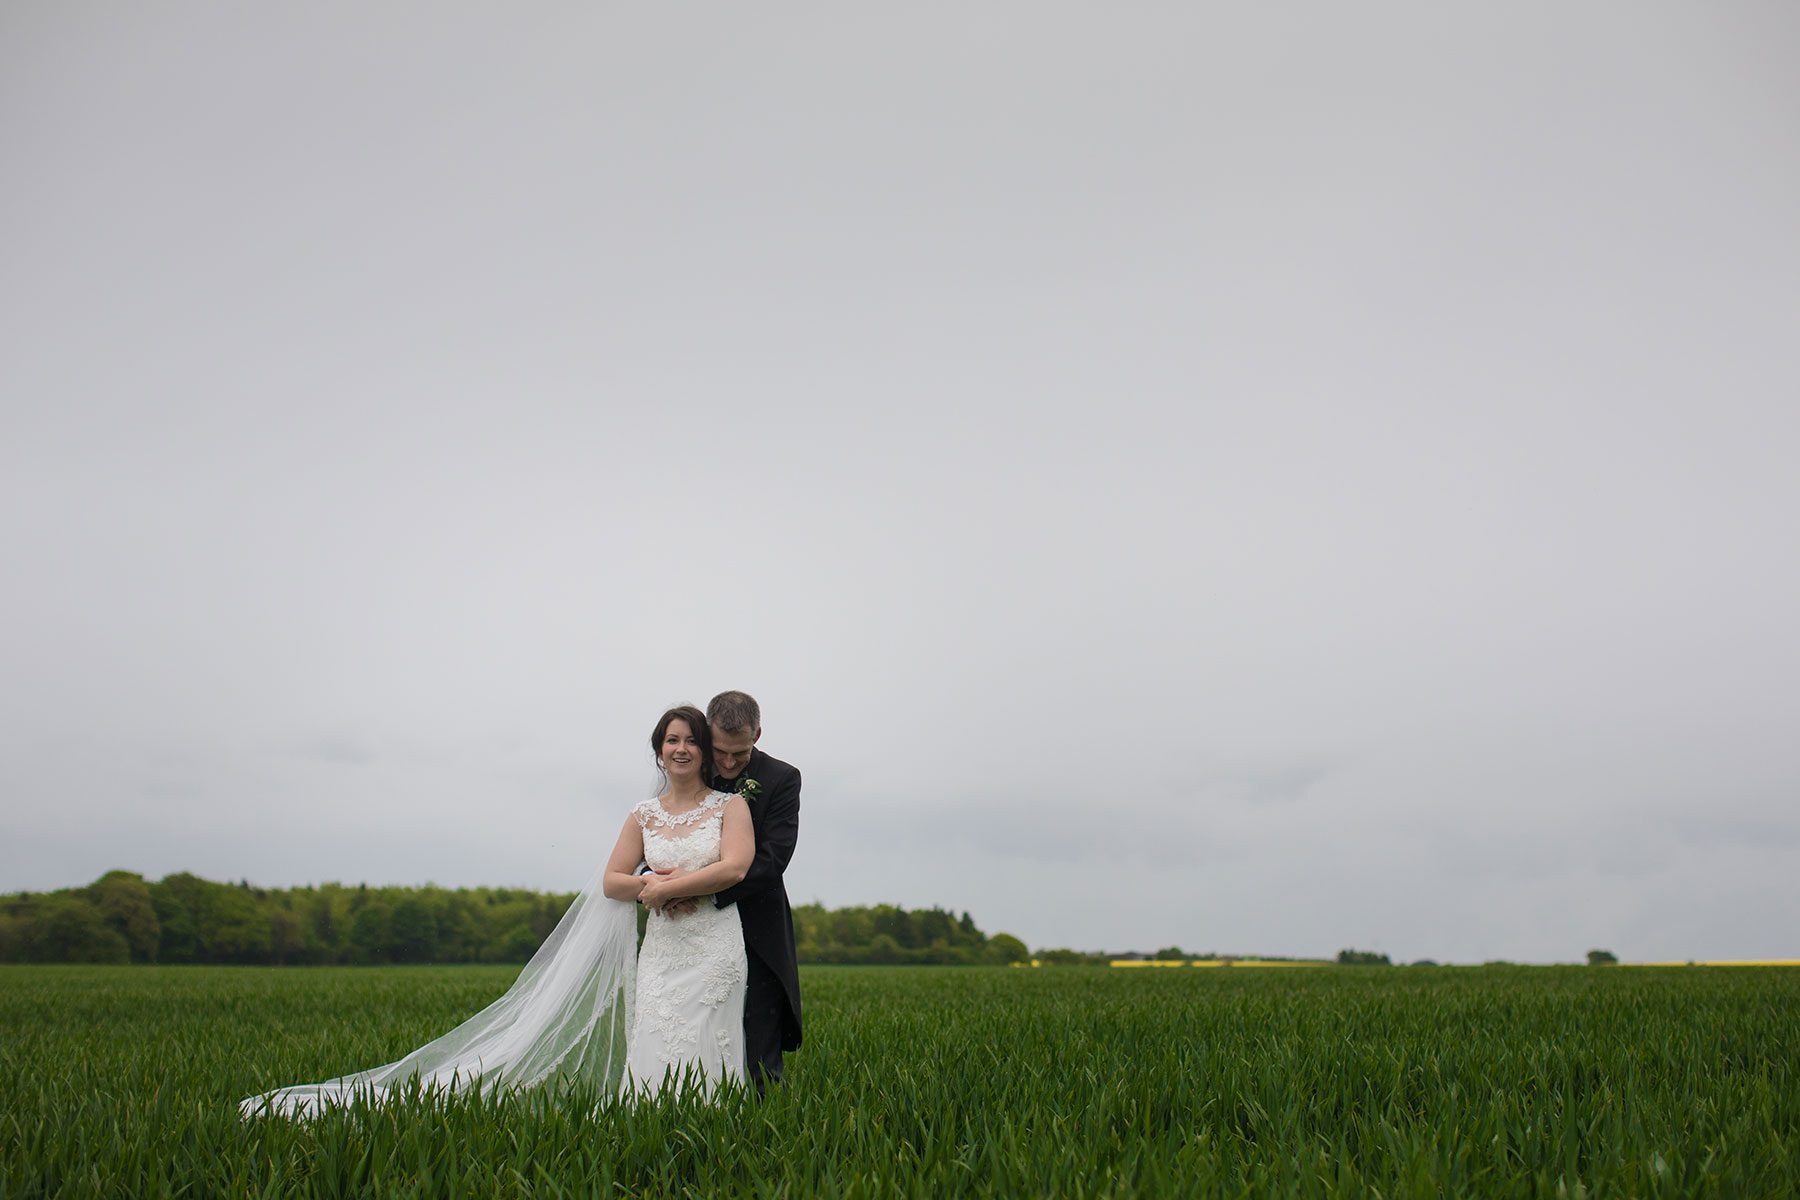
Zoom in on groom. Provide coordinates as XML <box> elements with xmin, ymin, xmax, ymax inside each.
<box><xmin>668</xmin><ymin>690</ymin><xmax>802</xmax><ymax>1093</ymax></box>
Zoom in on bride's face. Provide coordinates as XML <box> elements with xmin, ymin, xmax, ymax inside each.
<box><xmin>660</xmin><ymin>719</ymin><xmax>704</xmax><ymax>781</ymax></box>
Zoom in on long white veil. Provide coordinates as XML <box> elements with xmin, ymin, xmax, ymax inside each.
<box><xmin>240</xmin><ymin>865</ymin><xmax>637</xmax><ymax>1119</ymax></box>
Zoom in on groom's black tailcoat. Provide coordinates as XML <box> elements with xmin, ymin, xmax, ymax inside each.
<box><xmin>713</xmin><ymin>747</ymin><xmax>803</xmax><ymax>1053</ymax></box>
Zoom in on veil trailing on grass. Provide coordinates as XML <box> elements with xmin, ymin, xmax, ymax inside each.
<box><xmin>239</xmin><ymin>867</ymin><xmax>637</xmax><ymax>1119</ymax></box>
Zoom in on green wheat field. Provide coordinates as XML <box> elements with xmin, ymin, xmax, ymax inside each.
<box><xmin>2</xmin><ymin>964</ymin><xmax>1796</xmax><ymax>1198</ymax></box>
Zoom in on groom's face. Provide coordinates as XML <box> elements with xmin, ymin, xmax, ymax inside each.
<box><xmin>712</xmin><ymin>727</ymin><xmax>758</xmax><ymax>781</ymax></box>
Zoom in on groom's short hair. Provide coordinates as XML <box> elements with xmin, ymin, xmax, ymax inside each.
<box><xmin>707</xmin><ymin>691</ymin><xmax>761</xmax><ymax>735</ymax></box>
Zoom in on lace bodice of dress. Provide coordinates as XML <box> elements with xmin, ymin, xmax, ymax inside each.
<box><xmin>634</xmin><ymin>791</ymin><xmax>730</xmax><ymax>873</ymax></box>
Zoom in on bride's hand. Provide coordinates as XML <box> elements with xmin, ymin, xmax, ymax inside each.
<box><xmin>638</xmin><ymin>867</ymin><xmax>690</xmax><ymax>910</ymax></box>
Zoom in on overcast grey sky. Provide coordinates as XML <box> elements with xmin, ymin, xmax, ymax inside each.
<box><xmin>4</xmin><ymin>3</ymin><xmax>1797</xmax><ymax>963</ymax></box>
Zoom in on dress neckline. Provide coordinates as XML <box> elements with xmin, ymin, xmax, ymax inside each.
<box><xmin>652</xmin><ymin>789</ymin><xmax>725</xmax><ymax>826</ymax></box>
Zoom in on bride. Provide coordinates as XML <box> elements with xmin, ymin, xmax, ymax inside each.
<box><xmin>239</xmin><ymin>705</ymin><xmax>754</xmax><ymax>1117</ymax></box>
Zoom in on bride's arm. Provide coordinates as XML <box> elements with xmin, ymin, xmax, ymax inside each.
<box><xmin>601</xmin><ymin>813</ymin><xmax>651</xmax><ymax>901</ymax></box>
<box><xmin>638</xmin><ymin>798</ymin><xmax>753</xmax><ymax>907</ymax></box>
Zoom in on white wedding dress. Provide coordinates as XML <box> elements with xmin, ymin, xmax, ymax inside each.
<box><xmin>239</xmin><ymin>791</ymin><xmax>747</xmax><ymax>1118</ymax></box>
<box><xmin>625</xmin><ymin>790</ymin><xmax>747</xmax><ymax>1096</ymax></box>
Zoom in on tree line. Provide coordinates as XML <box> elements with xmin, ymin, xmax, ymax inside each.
<box><xmin>0</xmin><ymin>874</ymin><xmax>1625</xmax><ymax>968</ymax></box>
<box><xmin>0</xmin><ymin>871</ymin><xmax>1034</xmax><ymax>967</ymax></box>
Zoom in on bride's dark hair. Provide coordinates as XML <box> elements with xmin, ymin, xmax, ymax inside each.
<box><xmin>650</xmin><ymin>704</ymin><xmax>715</xmax><ymax>784</ymax></box>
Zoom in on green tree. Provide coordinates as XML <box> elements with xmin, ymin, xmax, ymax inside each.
<box><xmin>349</xmin><ymin>903</ymin><xmax>394</xmax><ymax>964</ymax></box>
<box><xmin>1587</xmin><ymin>948</ymin><xmax>1619</xmax><ymax>965</ymax></box>
<box><xmin>194</xmin><ymin>881</ymin><xmax>272</xmax><ymax>962</ymax></box>
<box><xmin>437</xmin><ymin>895</ymin><xmax>481</xmax><ymax>961</ymax></box>
<box><xmin>390</xmin><ymin>897</ymin><xmax>438</xmax><ymax>963</ymax></box>
<box><xmin>987</xmin><ymin>933</ymin><xmax>1029</xmax><ymax>964</ymax></box>
<box><xmin>88</xmin><ymin>871</ymin><xmax>160</xmax><ymax>962</ymax></box>
<box><xmin>870</xmin><ymin>905</ymin><xmax>913</xmax><ymax>950</ymax></box>
<box><xmin>530</xmin><ymin>895</ymin><xmax>570</xmax><ymax>942</ymax></box>
<box><xmin>1336</xmin><ymin>949</ymin><xmax>1392</xmax><ymax>966</ymax></box>
<box><xmin>151</xmin><ymin>872</ymin><xmax>268</xmax><ymax>962</ymax></box>
<box><xmin>866</xmin><ymin>933</ymin><xmax>903</xmax><ymax>964</ymax></box>
<box><xmin>485</xmin><ymin>922</ymin><xmax>541</xmax><ymax>963</ymax></box>
<box><xmin>307</xmin><ymin>892</ymin><xmax>343</xmax><ymax>962</ymax></box>
<box><xmin>3</xmin><ymin>871</ymin><xmax>1027</xmax><ymax>967</ymax></box>
<box><xmin>23</xmin><ymin>897</ymin><xmax>130</xmax><ymax>963</ymax></box>
<box><xmin>149</xmin><ymin>885</ymin><xmax>198</xmax><ymax>962</ymax></box>
<box><xmin>268</xmin><ymin>909</ymin><xmax>306</xmax><ymax>965</ymax></box>
<box><xmin>916</xmin><ymin>908</ymin><xmax>954</xmax><ymax>948</ymax></box>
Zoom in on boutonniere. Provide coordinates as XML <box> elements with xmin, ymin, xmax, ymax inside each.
<box><xmin>736</xmin><ymin>778</ymin><xmax>762</xmax><ymax>800</ymax></box>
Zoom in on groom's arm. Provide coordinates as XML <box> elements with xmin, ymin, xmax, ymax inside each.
<box><xmin>713</xmin><ymin>766</ymin><xmax>800</xmax><ymax>909</ymax></box>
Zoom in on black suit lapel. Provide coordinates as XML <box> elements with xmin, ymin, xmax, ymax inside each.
<box><xmin>716</xmin><ymin>748</ymin><xmax>766</xmax><ymax>813</ymax></box>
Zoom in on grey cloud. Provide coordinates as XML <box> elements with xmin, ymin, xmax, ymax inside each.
<box><xmin>1671</xmin><ymin>809</ymin><xmax>1800</xmax><ymax>851</ymax></box>
<box><xmin>4</xmin><ymin>2</ymin><xmax>1797</xmax><ymax>963</ymax></box>
<box><xmin>294</xmin><ymin>734</ymin><xmax>379</xmax><ymax>767</ymax></box>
